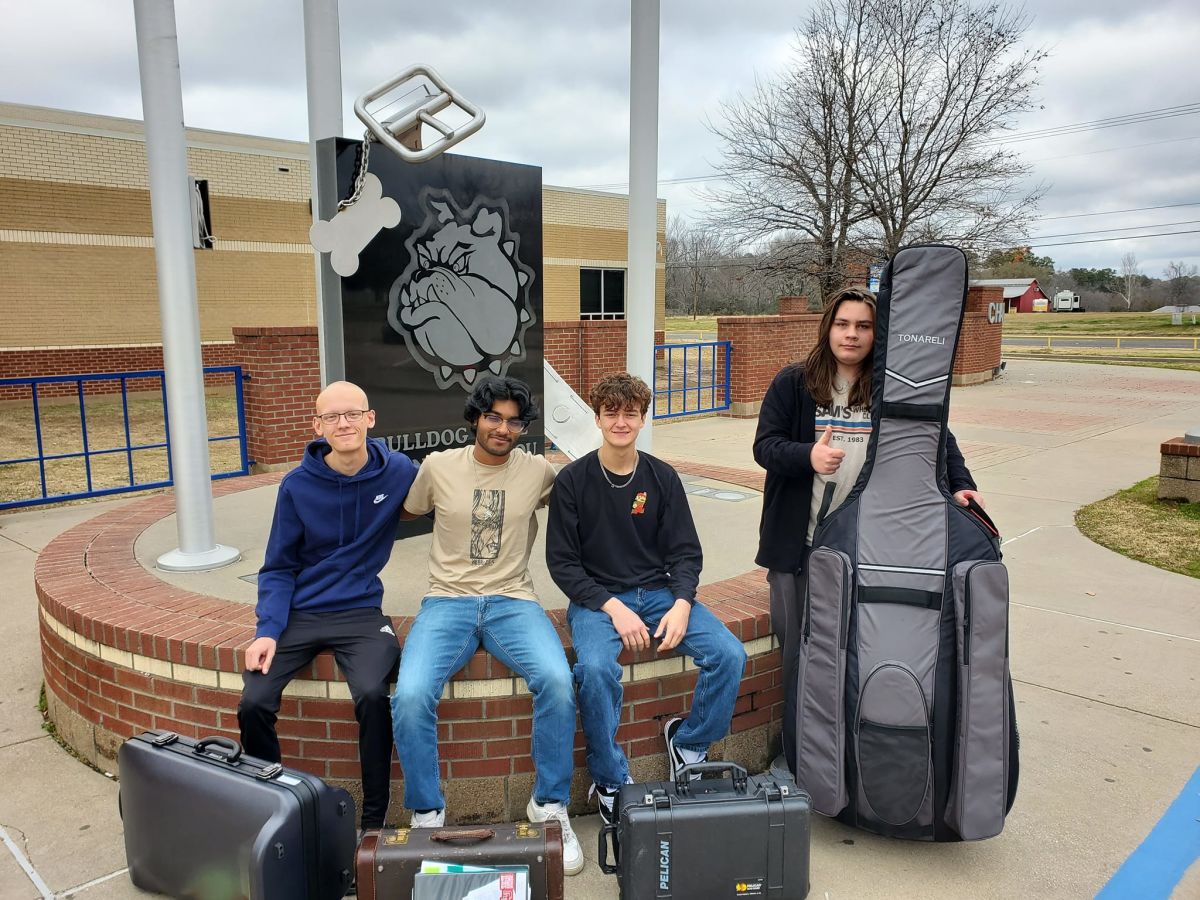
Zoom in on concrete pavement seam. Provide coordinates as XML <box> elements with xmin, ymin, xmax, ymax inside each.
<box><xmin>0</xmin><ymin>733</ymin><xmax>51</xmax><ymax>753</ymax></box>
<box><xmin>1011</xmin><ymin>602</ymin><xmax>1200</xmax><ymax>644</ymax></box>
<box><xmin>0</xmin><ymin>823</ymin><xmax>52</xmax><ymax>899</ymax></box>
<box><xmin>1013</xmin><ymin>678</ymin><xmax>1200</xmax><ymax>730</ymax></box>
<box><xmin>57</xmin><ymin>866</ymin><xmax>130</xmax><ymax>897</ymax></box>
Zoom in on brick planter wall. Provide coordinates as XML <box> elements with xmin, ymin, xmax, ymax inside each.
<box><xmin>1159</xmin><ymin>438</ymin><xmax>1200</xmax><ymax>502</ymax></box>
<box><xmin>36</xmin><ymin>472</ymin><xmax>782</xmax><ymax>824</ymax></box>
<box><xmin>231</xmin><ymin>326</ymin><xmax>321</xmax><ymax>471</ymax></box>
<box><xmin>716</xmin><ymin>314</ymin><xmax>821</xmax><ymax>417</ymax></box>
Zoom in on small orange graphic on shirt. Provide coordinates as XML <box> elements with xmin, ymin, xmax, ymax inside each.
<box><xmin>631</xmin><ymin>491</ymin><xmax>648</xmax><ymax>515</ymax></box>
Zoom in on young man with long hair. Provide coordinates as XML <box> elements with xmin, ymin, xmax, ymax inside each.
<box><xmin>753</xmin><ymin>288</ymin><xmax>984</xmax><ymax>772</ymax></box>
<box><xmin>546</xmin><ymin>372</ymin><xmax>746</xmax><ymax>826</ymax></box>
<box><xmin>389</xmin><ymin>376</ymin><xmax>584</xmax><ymax>875</ymax></box>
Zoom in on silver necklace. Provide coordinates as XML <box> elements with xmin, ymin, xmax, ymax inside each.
<box><xmin>599</xmin><ymin>451</ymin><xmax>639</xmax><ymax>489</ymax></box>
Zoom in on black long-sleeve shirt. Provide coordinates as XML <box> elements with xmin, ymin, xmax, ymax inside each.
<box><xmin>546</xmin><ymin>451</ymin><xmax>702</xmax><ymax>611</ymax></box>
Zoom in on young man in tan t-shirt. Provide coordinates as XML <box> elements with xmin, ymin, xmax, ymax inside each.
<box><xmin>390</xmin><ymin>376</ymin><xmax>584</xmax><ymax>875</ymax></box>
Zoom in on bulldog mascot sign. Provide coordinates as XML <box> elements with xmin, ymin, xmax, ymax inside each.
<box><xmin>388</xmin><ymin>192</ymin><xmax>536</xmax><ymax>391</ymax></box>
<box><xmin>314</xmin><ymin>137</ymin><xmax>545</xmax><ymax>462</ymax></box>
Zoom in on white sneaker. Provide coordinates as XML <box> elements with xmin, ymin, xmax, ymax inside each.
<box><xmin>410</xmin><ymin>809</ymin><xmax>445</xmax><ymax>828</ymax></box>
<box><xmin>526</xmin><ymin>797</ymin><xmax>584</xmax><ymax>875</ymax></box>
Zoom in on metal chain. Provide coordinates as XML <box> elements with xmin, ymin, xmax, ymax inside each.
<box><xmin>337</xmin><ymin>130</ymin><xmax>373</xmax><ymax>211</ymax></box>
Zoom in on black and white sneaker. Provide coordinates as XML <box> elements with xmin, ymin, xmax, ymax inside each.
<box><xmin>589</xmin><ymin>782</ymin><xmax>620</xmax><ymax>827</ymax></box>
<box><xmin>664</xmin><ymin>716</ymin><xmax>706</xmax><ymax>782</ymax></box>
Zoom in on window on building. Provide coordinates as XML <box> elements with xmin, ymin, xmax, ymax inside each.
<box><xmin>579</xmin><ymin>268</ymin><xmax>626</xmax><ymax>320</ymax></box>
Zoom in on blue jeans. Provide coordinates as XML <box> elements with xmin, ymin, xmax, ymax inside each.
<box><xmin>568</xmin><ymin>587</ymin><xmax>747</xmax><ymax>790</ymax></box>
<box><xmin>390</xmin><ymin>595</ymin><xmax>576</xmax><ymax>811</ymax></box>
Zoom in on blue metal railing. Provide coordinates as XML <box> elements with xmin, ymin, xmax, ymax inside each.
<box><xmin>0</xmin><ymin>366</ymin><xmax>249</xmax><ymax>510</ymax></box>
<box><xmin>652</xmin><ymin>340</ymin><xmax>732</xmax><ymax>419</ymax></box>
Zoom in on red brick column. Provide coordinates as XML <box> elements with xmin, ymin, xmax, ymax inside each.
<box><xmin>232</xmin><ymin>326</ymin><xmax>321</xmax><ymax>470</ymax></box>
<box><xmin>543</xmin><ymin>320</ymin><xmax>629</xmax><ymax>396</ymax></box>
<box><xmin>778</xmin><ymin>296</ymin><xmax>809</xmax><ymax>315</ymax></box>
<box><xmin>717</xmin><ymin>315</ymin><xmax>821</xmax><ymax>417</ymax></box>
<box><xmin>954</xmin><ymin>286</ymin><xmax>1004</xmax><ymax>385</ymax></box>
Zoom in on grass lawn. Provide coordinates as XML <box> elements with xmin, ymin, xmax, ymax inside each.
<box><xmin>1075</xmin><ymin>476</ymin><xmax>1200</xmax><ymax>580</ymax></box>
<box><xmin>664</xmin><ymin>315</ymin><xmax>720</xmax><ymax>333</ymax></box>
<box><xmin>1001</xmin><ymin>346</ymin><xmax>1200</xmax><ymax>374</ymax></box>
<box><xmin>0</xmin><ymin>389</ymin><xmax>243</xmax><ymax>507</ymax></box>
<box><xmin>1004</xmin><ymin>311</ymin><xmax>1200</xmax><ymax>336</ymax></box>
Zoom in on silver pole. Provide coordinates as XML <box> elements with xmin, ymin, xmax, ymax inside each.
<box><xmin>627</xmin><ymin>0</ymin><xmax>660</xmax><ymax>451</ymax></box>
<box><xmin>134</xmin><ymin>0</ymin><xmax>239</xmax><ymax>571</ymax></box>
<box><xmin>304</xmin><ymin>0</ymin><xmax>345</xmax><ymax>383</ymax></box>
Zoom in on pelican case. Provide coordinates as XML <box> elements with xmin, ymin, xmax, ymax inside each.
<box><xmin>118</xmin><ymin>731</ymin><xmax>357</xmax><ymax>899</ymax></box>
<box><xmin>599</xmin><ymin>762</ymin><xmax>810</xmax><ymax>900</ymax></box>
<box><xmin>355</xmin><ymin>822</ymin><xmax>564</xmax><ymax>900</ymax></box>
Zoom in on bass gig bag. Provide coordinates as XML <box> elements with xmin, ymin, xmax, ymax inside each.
<box><xmin>797</xmin><ymin>244</ymin><xmax>1018</xmax><ymax>841</ymax></box>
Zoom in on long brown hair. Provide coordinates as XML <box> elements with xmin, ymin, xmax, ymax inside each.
<box><xmin>803</xmin><ymin>287</ymin><xmax>877</xmax><ymax>409</ymax></box>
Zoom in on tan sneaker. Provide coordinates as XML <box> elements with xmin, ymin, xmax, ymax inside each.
<box><xmin>526</xmin><ymin>797</ymin><xmax>584</xmax><ymax>875</ymax></box>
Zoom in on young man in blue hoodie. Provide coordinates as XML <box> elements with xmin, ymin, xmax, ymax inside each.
<box><xmin>238</xmin><ymin>381</ymin><xmax>418</xmax><ymax>830</ymax></box>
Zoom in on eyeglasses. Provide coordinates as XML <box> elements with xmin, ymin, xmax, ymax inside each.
<box><xmin>316</xmin><ymin>409</ymin><xmax>370</xmax><ymax>425</ymax></box>
<box><xmin>480</xmin><ymin>412</ymin><xmax>528</xmax><ymax>433</ymax></box>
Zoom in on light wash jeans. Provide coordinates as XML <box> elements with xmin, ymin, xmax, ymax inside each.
<box><xmin>568</xmin><ymin>587</ymin><xmax>747</xmax><ymax>790</ymax></box>
<box><xmin>390</xmin><ymin>595</ymin><xmax>576</xmax><ymax>811</ymax></box>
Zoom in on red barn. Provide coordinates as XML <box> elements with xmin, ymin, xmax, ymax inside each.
<box><xmin>971</xmin><ymin>278</ymin><xmax>1051</xmax><ymax>313</ymax></box>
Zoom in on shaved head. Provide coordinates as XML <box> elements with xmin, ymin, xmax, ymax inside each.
<box><xmin>315</xmin><ymin>381</ymin><xmax>369</xmax><ymax>414</ymax></box>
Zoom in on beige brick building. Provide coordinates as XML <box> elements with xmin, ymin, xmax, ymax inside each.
<box><xmin>0</xmin><ymin>102</ymin><xmax>665</xmax><ymax>355</ymax></box>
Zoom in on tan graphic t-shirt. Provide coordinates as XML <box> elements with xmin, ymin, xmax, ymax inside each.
<box><xmin>807</xmin><ymin>378</ymin><xmax>873</xmax><ymax>544</ymax></box>
<box><xmin>403</xmin><ymin>446</ymin><xmax>557</xmax><ymax>601</ymax></box>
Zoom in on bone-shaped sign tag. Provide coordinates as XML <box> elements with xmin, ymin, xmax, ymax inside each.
<box><xmin>309</xmin><ymin>173</ymin><xmax>402</xmax><ymax>277</ymax></box>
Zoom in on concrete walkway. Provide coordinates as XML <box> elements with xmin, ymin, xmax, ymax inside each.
<box><xmin>1</xmin><ymin>359</ymin><xmax>1198</xmax><ymax>898</ymax></box>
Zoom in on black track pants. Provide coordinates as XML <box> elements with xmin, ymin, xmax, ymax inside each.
<box><xmin>238</xmin><ymin>607</ymin><xmax>401</xmax><ymax>829</ymax></box>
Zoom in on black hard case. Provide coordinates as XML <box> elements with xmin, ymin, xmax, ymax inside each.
<box><xmin>355</xmin><ymin>822</ymin><xmax>564</xmax><ymax>900</ymax></box>
<box><xmin>118</xmin><ymin>731</ymin><xmax>357</xmax><ymax>900</ymax></box>
<box><xmin>600</xmin><ymin>762</ymin><xmax>811</xmax><ymax>900</ymax></box>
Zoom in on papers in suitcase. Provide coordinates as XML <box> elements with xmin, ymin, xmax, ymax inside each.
<box><xmin>356</xmin><ymin>823</ymin><xmax>564</xmax><ymax>900</ymax></box>
<box><xmin>118</xmin><ymin>731</ymin><xmax>357</xmax><ymax>900</ymax></box>
<box><xmin>599</xmin><ymin>762</ymin><xmax>811</xmax><ymax>900</ymax></box>
<box><xmin>414</xmin><ymin>861</ymin><xmax>529</xmax><ymax>900</ymax></box>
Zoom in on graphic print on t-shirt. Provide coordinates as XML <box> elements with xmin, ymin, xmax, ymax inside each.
<box><xmin>471</xmin><ymin>489</ymin><xmax>505</xmax><ymax>565</ymax></box>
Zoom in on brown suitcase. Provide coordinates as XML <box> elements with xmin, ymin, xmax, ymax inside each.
<box><xmin>356</xmin><ymin>822</ymin><xmax>564</xmax><ymax>900</ymax></box>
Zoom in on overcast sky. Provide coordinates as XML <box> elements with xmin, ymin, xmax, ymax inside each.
<box><xmin>2</xmin><ymin>0</ymin><xmax>1198</xmax><ymax>276</ymax></box>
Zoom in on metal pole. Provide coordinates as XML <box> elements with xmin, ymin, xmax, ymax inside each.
<box><xmin>627</xmin><ymin>0</ymin><xmax>660</xmax><ymax>451</ymax></box>
<box><xmin>133</xmin><ymin>0</ymin><xmax>239</xmax><ymax>571</ymax></box>
<box><xmin>304</xmin><ymin>0</ymin><xmax>345</xmax><ymax>383</ymax></box>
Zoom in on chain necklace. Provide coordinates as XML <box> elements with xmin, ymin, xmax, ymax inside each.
<box><xmin>599</xmin><ymin>451</ymin><xmax>639</xmax><ymax>489</ymax></box>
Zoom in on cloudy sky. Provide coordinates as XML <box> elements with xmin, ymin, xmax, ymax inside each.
<box><xmin>2</xmin><ymin>0</ymin><xmax>1198</xmax><ymax>276</ymax></box>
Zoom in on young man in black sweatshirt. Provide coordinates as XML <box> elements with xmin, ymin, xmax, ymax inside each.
<box><xmin>546</xmin><ymin>372</ymin><xmax>746</xmax><ymax>824</ymax></box>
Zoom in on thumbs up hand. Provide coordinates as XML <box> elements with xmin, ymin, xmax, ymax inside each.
<box><xmin>810</xmin><ymin>424</ymin><xmax>846</xmax><ymax>475</ymax></box>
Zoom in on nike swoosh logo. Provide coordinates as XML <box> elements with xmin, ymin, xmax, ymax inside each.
<box><xmin>373</xmin><ymin>494</ymin><xmax>388</xmax><ymax>504</ymax></box>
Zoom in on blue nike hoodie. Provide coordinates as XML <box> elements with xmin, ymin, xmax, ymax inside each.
<box><xmin>254</xmin><ymin>437</ymin><xmax>418</xmax><ymax>641</ymax></box>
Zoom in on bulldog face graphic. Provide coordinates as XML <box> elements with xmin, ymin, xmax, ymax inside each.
<box><xmin>388</xmin><ymin>193</ymin><xmax>535</xmax><ymax>390</ymax></box>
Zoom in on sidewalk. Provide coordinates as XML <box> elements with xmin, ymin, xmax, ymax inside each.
<box><xmin>1</xmin><ymin>358</ymin><xmax>1198</xmax><ymax>898</ymax></box>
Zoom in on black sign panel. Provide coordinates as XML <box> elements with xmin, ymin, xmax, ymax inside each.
<box><xmin>316</xmin><ymin>138</ymin><xmax>545</xmax><ymax>462</ymax></box>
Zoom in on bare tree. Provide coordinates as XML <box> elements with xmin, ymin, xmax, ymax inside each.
<box><xmin>705</xmin><ymin>0</ymin><xmax>879</xmax><ymax>303</ymax></box>
<box><xmin>708</xmin><ymin>0</ymin><xmax>1045</xmax><ymax>296</ymax></box>
<box><xmin>665</xmin><ymin>217</ymin><xmax>731</xmax><ymax>319</ymax></box>
<box><xmin>1163</xmin><ymin>260</ymin><xmax>1199</xmax><ymax>311</ymax></box>
<box><xmin>1118</xmin><ymin>252</ymin><xmax>1139</xmax><ymax>310</ymax></box>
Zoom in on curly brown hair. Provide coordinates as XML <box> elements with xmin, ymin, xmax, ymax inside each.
<box><xmin>589</xmin><ymin>371</ymin><xmax>652</xmax><ymax>416</ymax></box>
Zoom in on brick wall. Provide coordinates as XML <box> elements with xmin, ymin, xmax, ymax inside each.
<box><xmin>543</xmin><ymin>319</ymin><xmax>631</xmax><ymax>396</ymax></box>
<box><xmin>953</xmin><ymin>286</ymin><xmax>1004</xmax><ymax>385</ymax></box>
<box><xmin>0</xmin><ymin>343</ymin><xmax>237</xmax><ymax>400</ymax></box>
<box><xmin>778</xmin><ymin>296</ymin><xmax>810</xmax><ymax>315</ymax></box>
<box><xmin>1159</xmin><ymin>438</ymin><xmax>1200</xmax><ymax>502</ymax></box>
<box><xmin>231</xmin><ymin>326</ymin><xmax>321</xmax><ymax>470</ymax></box>
<box><xmin>717</xmin><ymin>314</ymin><xmax>821</xmax><ymax>416</ymax></box>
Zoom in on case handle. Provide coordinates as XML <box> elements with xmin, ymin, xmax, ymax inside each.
<box><xmin>430</xmin><ymin>828</ymin><xmax>495</xmax><ymax>843</ymax></box>
<box><xmin>598</xmin><ymin>823</ymin><xmax>619</xmax><ymax>875</ymax></box>
<box><xmin>193</xmin><ymin>736</ymin><xmax>243</xmax><ymax>763</ymax></box>
<box><xmin>675</xmin><ymin>760</ymin><xmax>749</xmax><ymax>793</ymax></box>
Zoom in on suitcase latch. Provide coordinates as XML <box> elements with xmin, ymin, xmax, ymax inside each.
<box><xmin>257</xmin><ymin>763</ymin><xmax>283</xmax><ymax>780</ymax></box>
<box><xmin>151</xmin><ymin>731</ymin><xmax>178</xmax><ymax>746</ymax></box>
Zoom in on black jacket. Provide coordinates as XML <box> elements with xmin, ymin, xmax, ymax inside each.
<box><xmin>753</xmin><ymin>364</ymin><xmax>977</xmax><ymax>573</ymax></box>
